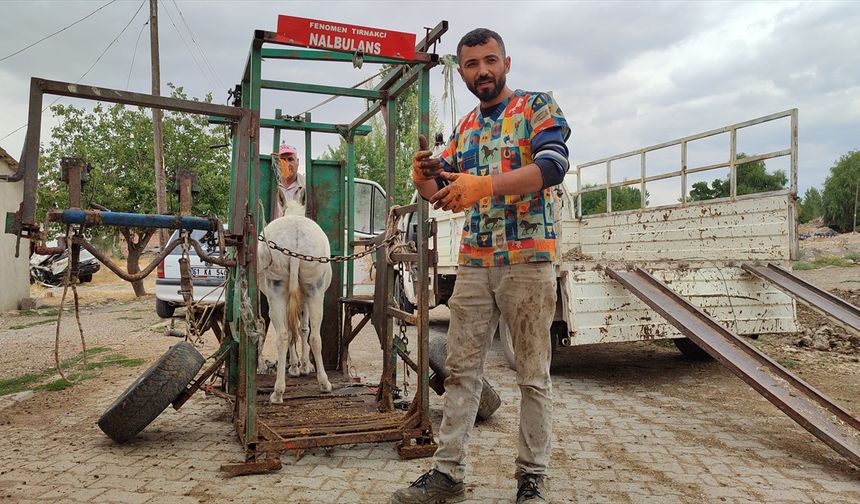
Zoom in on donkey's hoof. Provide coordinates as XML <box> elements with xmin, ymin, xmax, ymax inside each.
<box><xmin>319</xmin><ymin>380</ymin><xmax>332</xmax><ymax>393</ymax></box>
<box><xmin>269</xmin><ymin>392</ymin><xmax>284</xmax><ymax>404</ymax></box>
<box><xmin>288</xmin><ymin>365</ymin><xmax>300</xmax><ymax>377</ymax></box>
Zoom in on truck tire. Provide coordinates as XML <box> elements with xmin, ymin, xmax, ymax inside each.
<box><xmin>156</xmin><ymin>298</ymin><xmax>175</xmax><ymax>319</ymax></box>
<box><xmin>673</xmin><ymin>337</ymin><xmax>714</xmax><ymax>361</ymax></box>
<box><xmin>97</xmin><ymin>342</ymin><xmax>205</xmax><ymax>443</ymax></box>
<box><xmin>428</xmin><ymin>335</ymin><xmax>501</xmax><ymax>421</ymax></box>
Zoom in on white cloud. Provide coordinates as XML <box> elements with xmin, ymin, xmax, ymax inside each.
<box><xmin>0</xmin><ymin>0</ymin><xmax>857</xmax><ymax>197</ymax></box>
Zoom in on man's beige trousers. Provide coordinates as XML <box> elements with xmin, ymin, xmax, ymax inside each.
<box><xmin>433</xmin><ymin>262</ymin><xmax>556</xmax><ymax>482</ymax></box>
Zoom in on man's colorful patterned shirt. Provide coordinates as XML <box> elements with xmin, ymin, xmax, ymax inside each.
<box><xmin>439</xmin><ymin>89</ymin><xmax>570</xmax><ymax>267</ymax></box>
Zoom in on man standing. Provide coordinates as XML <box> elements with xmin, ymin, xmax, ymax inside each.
<box><xmin>273</xmin><ymin>142</ymin><xmax>306</xmax><ymax>216</ymax></box>
<box><xmin>391</xmin><ymin>28</ymin><xmax>570</xmax><ymax>504</ymax></box>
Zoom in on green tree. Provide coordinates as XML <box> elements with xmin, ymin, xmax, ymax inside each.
<box><xmin>822</xmin><ymin>150</ymin><xmax>860</xmax><ymax>232</ymax></box>
<box><xmin>688</xmin><ymin>153</ymin><xmax>787</xmax><ymax>201</ymax></box>
<box><xmin>798</xmin><ymin>187</ymin><xmax>824</xmax><ymax>224</ymax></box>
<box><xmin>324</xmin><ymin>76</ymin><xmax>442</xmax><ymax>206</ymax></box>
<box><xmin>38</xmin><ymin>84</ymin><xmax>230</xmax><ymax>296</ymax></box>
<box><xmin>580</xmin><ymin>184</ymin><xmax>644</xmax><ymax>215</ymax></box>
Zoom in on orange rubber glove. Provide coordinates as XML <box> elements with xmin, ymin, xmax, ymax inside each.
<box><xmin>412</xmin><ymin>134</ymin><xmax>443</xmax><ymax>183</ymax></box>
<box><xmin>430</xmin><ymin>171</ymin><xmax>494</xmax><ymax>213</ymax></box>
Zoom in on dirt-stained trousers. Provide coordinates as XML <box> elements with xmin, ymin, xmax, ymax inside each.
<box><xmin>433</xmin><ymin>262</ymin><xmax>557</xmax><ymax>482</ymax></box>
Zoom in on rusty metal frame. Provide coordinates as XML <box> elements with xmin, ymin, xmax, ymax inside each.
<box><xmin>3</xmin><ymin>78</ymin><xmax>247</xmax><ymax>238</ymax></box>
<box><xmin>743</xmin><ymin>263</ymin><xmax>860</xmax><ymax>336</ymax></box>
<box><xmin>223</xmin><ymin>19</ymin><xmax>446</xmax><ymax>472</ymax></box>
<box><xmin>572</xmin><ymin>109</ymin><xmax>799</xmax><ymax>216</ymax></box>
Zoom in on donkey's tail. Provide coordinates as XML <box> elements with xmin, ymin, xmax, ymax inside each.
<box><xmin>287</xmin><ymin>255</ymin><xmax>303</xmax><ymax>348</ymax></box>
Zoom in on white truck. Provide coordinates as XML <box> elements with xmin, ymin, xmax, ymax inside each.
<box><xmin>398</xmin><ymin>110</ymin><xmax>799</xmax><ymax>367</ymax></box>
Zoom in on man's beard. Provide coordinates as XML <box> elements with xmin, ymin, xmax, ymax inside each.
<box><xmin>467</xmin><ymin>73</ymin><xmax>505</xmax><ymax>102</ymax></box>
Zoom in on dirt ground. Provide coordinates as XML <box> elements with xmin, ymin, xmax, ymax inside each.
<box><xmin>1</xmin><ymin>246</ymin><xmax>859</xmax><ymax>502</ymax></box>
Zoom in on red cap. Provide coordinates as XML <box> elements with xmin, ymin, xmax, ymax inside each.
<box><xmin>278</xmin><ymin>142</ymin><xmax>297</xmax><ymax>156</ymax></box>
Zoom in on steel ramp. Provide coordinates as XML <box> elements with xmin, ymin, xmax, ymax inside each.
<box><xmin>606</xmin><ymin>266</ymin><xmax>860</xmax><ymax>468</ymax></box>
<box><xmin>743</xmin><ymin>262</ymin><xmax>860</xmax><ymax>335</ymax></box>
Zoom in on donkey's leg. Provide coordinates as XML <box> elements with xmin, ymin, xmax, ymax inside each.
<box><xmin>299</xmin><ymin>308</ymin><xmax>314</xmax><ymax>375</ymax></box>
<box><xmin>267</xmin><ymin>286</ymin><xmax>290</xmax><ymax>404</ymax></box>
<box><xmin>306</xmin><ymin>288</ymin><xmax>331</xmax><ymax>392</ymax></box>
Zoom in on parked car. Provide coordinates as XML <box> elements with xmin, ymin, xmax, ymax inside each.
<box><xmin>155</xmin><ymin>228</ymin><xmax>226</xmax><ymax>318</ymax></box>
<box><xmin>29</xmin><ymin>239</ymin><xmax>100</xmax><ymax>287</ymax></box>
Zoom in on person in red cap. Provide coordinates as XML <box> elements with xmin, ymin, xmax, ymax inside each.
<box><xmin>274</xmin><ymin>141</ymin><xmax>306</xmax><ymax>216</ymax></box>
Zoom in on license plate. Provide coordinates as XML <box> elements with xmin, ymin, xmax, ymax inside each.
<box><xmin>191</xmin><ymin>267</ymin><xmax>226</xmax><ymax>278</ymax></box>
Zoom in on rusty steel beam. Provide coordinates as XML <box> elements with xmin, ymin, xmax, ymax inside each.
<box><xmin>743</xmin><ymin>263</ymin><xmax>860</xmax><ymax>336</ymax></box>
<box><xmin>4</xmin><ymin>77</ymin><xmax>249</xmax><ymax>232</ymax></box>
<box><xmin>606</xmin><ymin>266</ymin><xmax>860</xmax><ymax>468</ymax></box>
<box><xmin>39</xmin><ymin>78</ymin><xmax>243</xmax><ymax>118</ymax></box>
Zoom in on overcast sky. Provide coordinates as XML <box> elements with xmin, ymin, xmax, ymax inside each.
<box><xmin>1</xmin><ymin>0</ymin><xmax>858</xmax><ymax>205</ymax></box>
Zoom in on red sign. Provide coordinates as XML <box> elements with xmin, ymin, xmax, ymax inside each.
<box><xmin>275</xmin><ymin>15</ymin><xmax>416</xmax><ymax>60</ymax></box>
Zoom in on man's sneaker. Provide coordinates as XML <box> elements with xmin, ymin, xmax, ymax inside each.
<box><xmin>516</xmin><ymin>473</ymin><xmax>548</xmax><ymax>503</ymax></box>
<box><xmin>390</xmin><ymin>469</ymin><xmax>465</xmax><ymax>504</ymax></box>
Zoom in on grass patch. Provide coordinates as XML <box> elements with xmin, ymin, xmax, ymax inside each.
<box><xmin>0</xmin><ymin>371</ymin><xmax>52</xmax><ymax>396</ymax></box>
<box><xmin>814</xmin><ymin>256</ymin><xmax>855</xmax><ymax>268</ymax></box>
<box><xmin>0</xmin><ymin>346</ymin><xmax>142</xmax><ymax>396</ymax></box>
<box><xmin>777</xmin><ymin>358</ymin><xmax>801</xmax><ymax>370</ymax></box>
<box><xmin>116</xmin><ymin>316</ymin><xmax>143</xmax><ymax>321</ymax></box>
<box><xmin>794</xmin><ymin>256</ymin><xmax>858</xmax><ymax>270</ymax></box>
<box><xmin>60</xmin><ymin>347</ymin><xmax>110</xmax><ymax>368</ymax></box>
<box><xmin>84</xmin><ymin>354</ymin><xmax>145</xmax><ymax>370</ymax></box>
<box><xmin>36</xmin><ymin>379</ymin><xmax>73</xmax><ymax>391</ymax></box>
<box><xmin>9</xmin><ymin>319</ymin><xmax>56</xmax><ymax>330</ymax></box>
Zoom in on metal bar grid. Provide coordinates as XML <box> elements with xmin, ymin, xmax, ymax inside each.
<box><xmin>571</xmin><ymin>109</ymin><xmax>798</xmax><ymax>217</ymax></box>
<box><xmin>225</xmin><ymin>19</ymin><xmax>446</xmax><ymax>464</ymax></box>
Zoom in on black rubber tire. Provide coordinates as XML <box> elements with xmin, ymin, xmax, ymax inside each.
<box><xmin>428</xmin><ymin>335</ymin><xmax>501</xmax><ymax>421</ymax></box>
<box><xmin>98</xmin><ymin>342</ymin><xmax>205</xmax><ymax>443</ymax></box>
<box><xmin>155</xmin><ymin>298</ymin><xmax>175</xmax><ymax>319</ymax></box>
<box><xmin>79</xmin><ymin>273</ymin><xmax>93</xmax><ymax>283</ymax></box>
<box><xmin>673</xmin><ymin>338</ymin><xmax>714</xmax><ymax>361</ymax></box>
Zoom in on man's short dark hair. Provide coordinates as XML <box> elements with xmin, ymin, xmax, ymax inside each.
<box><xmin>456</xmin><ymin>28</ymin><xmax>505</xmax><ymax>60</ymax></box>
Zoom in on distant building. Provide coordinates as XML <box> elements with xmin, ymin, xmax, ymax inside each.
<box><xmin>0</xmin><ymin>147</ymin><xmax>29</xmax><ymax>311</ymax></box>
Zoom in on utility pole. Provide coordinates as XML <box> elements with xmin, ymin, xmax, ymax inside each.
<box><xmin>150</xmin><ymin>0</ymin><xmax>167</xmax><ymax>248</ymax></box>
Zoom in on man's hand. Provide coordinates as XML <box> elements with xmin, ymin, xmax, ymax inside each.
<box><xmin>412</xmin><ymin>134</ymin><xmax>443</xmax><ymax>183</ymax></box>
<box><xmin>430</xmin><ymin>171</ymin><xmax>494</xmax><ymax>212</ymax></box>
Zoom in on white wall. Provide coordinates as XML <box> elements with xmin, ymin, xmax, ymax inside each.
<box><xmin>0</xmin><ymin>150</ymin><xmax>29</xmax><ymax>311</ymax></box>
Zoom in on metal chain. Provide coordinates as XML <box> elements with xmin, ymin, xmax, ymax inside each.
<box><xmin>398</xmin><ymin>318</ymin><xmax>410</xmax><ymax>393</ymax></box>
<box><xmin>258</xmin><ymin>206</ymin><xmax>404</xmax><ymax>264</ymax></box>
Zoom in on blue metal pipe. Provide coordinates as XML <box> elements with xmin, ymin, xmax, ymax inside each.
<box><xmin>53</xmin><ymin>209</ymin><xmax>218</xmax><ymax>231</ymax></box>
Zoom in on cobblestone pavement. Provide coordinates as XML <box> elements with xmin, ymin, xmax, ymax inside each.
<box><xmin>0</xmin><ymin>299</ymin><xmax>859</xmax><ymax>503</ymax></box>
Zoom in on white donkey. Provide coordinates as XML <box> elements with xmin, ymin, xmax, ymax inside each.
<box><xmin>257</xmin><ymin>201</ymin><xmax>332</xmax><ymax>401</ymax></box>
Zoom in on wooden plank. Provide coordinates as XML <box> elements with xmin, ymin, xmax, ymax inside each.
<box><xmin>580</xmin><ymin>222</ymin><xmax>789</xmax><ymax>246</ymax></box>
<box><xmin>580</xmin><ymin>194</ymin><xmax>789</xmax><ymax>227</ymax></box>
<box><xmin>569</xmin><ymin>318</ymin><xmax>799</xmax><ymax>345</ymax></box>
<box><xmin>559</xmin><ymin>264</ymin><xmax>798</xmax><ymax>345</ymax></box>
